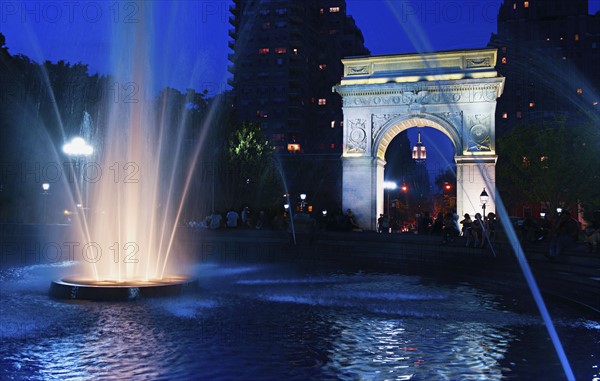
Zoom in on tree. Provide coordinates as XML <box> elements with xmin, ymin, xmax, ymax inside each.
<box><xmin>434</xmin><ymin>167</ymin><xmax>457</xmax><ymax>213</ymax></box>
<box><xmin>497</xmin><ymin>117</ymin><xmax>600</xmax><ymax>216</ymax></box>
<box><xmin>218</xmin><ymin>120</ymin><xmax>281</xmax><ymax>211</ymax></box>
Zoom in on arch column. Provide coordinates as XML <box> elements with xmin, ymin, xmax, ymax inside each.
<box><xmin>455</xmin><ymin>155</ymin><xmax>497</xmax><ymax>219</ymax></box>
<box><xmin>342</xmin><ymin>156</ymin><xmax>385</xmax><ymax>231</ymax></box>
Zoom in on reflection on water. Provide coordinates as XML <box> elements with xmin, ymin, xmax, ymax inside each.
<box><xmin>0</xmin><ymin>262</ymin><xmax>598</xmax><ymax>380</ymax></box>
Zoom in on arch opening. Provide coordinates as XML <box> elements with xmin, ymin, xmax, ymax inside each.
<box><xmin>382</xmin><ymin>125</ymin><xmax>457</xmax><ymax>233</ymax></box>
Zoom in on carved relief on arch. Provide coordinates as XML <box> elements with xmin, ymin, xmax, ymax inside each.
<box><xmin>371</xmin><ymin>114</ymin><xmax>399</xmax><ymax>143</ymax></box>
<box><xmin>466</xmin><ymin>114</ymin><xmax>492</xmax><ymax>152</ymax></box>
<box><xmin>346</xmin><ymin>118</ymin><xmax>368</xmax><ymax>154</ymax></box>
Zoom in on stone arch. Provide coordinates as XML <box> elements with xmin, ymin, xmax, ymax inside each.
<box><xmin>374</xmin><ymin>113</ymin><xmax>460</xmax><ymax>160</ymax></box>
<box><xmin>334</xmin><ymin>49</ymin><xmax>505</xmax><ymax>230</ymax></box>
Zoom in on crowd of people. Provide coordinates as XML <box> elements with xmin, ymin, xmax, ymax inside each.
<box><xmin>185</xmin><ymin>207</ymin><xmax>364</xmax><ymax>233</ymax></box>
<box><xmin>377</xmin><ymin>209</ymin><xmax>497</xmax><ymax>248</ymax></box>
<box><xmin>186</xmin><ymin>205</ymin><xmax>600</xmax><ymax>258</ymax></box>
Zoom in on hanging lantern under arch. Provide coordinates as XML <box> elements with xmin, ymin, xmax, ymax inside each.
<box><xmin>412</xmin><ymin>130</ymin><xmax>426</xmax><ymax>161</ymax></box>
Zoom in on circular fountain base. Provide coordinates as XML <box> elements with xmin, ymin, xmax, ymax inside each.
<box><xmin>49</xmin><ymin>276</ymin><xmax>198</xmax><ymax>301</ymax></box>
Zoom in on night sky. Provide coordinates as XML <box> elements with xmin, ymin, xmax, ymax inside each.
<box><xmin>1</xmin><ymin>0</ymin><xmax>599</xmax><ymax>181</ymax></box>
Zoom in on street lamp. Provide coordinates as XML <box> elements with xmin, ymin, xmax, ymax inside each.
<box><xmin>63</xmin><ymin>136</ymin><xmax>93</xmax><ymax>211</ymax></box>
<box><xmin>42</xmin><ymin>183</ymin><xmax>50</xmax><ymax>223</ymax></box>
<box><xmin>480</xmin><ymin>187</ymin><xmax>489</xmax><ymax>218</ymax></box>
<box><xmin>556</xmin><ymin>207</ymin><xmax>562</xmax><ymax>215</ymax></box>
<box><xmin>300</xmin><ymin>193</ymin><xmax>307</xmax><ymax>212</ymax></box>
<box><xmin>383</xmin><ymin>181</ymin><xmax>397</xmax><ymax>216</ymax></box>
<box><xmin>63</xmin><ymin>137</ymin><xmax>93</xmax><ymax>156</ymax></box>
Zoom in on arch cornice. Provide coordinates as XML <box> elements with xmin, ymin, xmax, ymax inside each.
<box><xmin>335</xmin><ymin>78</ymin><xmax>504</xmax><ymax>108</ymax></box>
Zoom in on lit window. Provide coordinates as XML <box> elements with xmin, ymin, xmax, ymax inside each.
<box><xmin>287</xmin><ymin>143</ymin><xmax>301</xmax><ymax>153</ymax></box>
<box><xmin>259</xmin><ymin>48</ymin><xmax>270</xmax><ymax>54</ymax></box>
<box><xmin>562</xmin><ymin>56</ymin><xmax>567</xmax><ymax>60</ymax></box>
<box><xmin>331</xmin><ymin>121</ymin><xmax>335</xmax><ymax>128</ymax></box>
<box><xmin>275</xmin><ymin>47</ymin><xmax>287</xmax><ymax>54</ymax></box>
<box><xmin>560</xmin><ymin>37</ymin><xmax>563</xmax><ymax>41</ymax></box>
<box><xmin>516</xmin><ymin>111</ymin><xmax>522</xmax><ymax>119</ymax></box>
<box><xmin>524</xmin><ymin>1</ymin><xmax>529</xmax><ymax>7</ymax></box>
<box><xmin>577</xmin><ymin>88</ymin><xmax>583</xmax><ymax>94</ymax></box>
<box><xmin>330</xmin><ymin>144</ymin><xmax>335</xmax><ymax>149</ymax></box>
<box><xmin>330</xmin><ymin>7</ymin><xmax>340</xmax><ymax>13</ymax></box>
<box><xmin>319</xmin><ymin>8</ymin><xmax>324</xmax><ymax>14</ymax></box>
<box><xmin>574</xmin><ymin>34</ymin><xmax>580</xmax><ymax>41</ymax></box>
<box><xmin>502</xmin><ymin>112</ymin><xmax>508</xmax><ymax>119</ymax></box>
<box><xmin>593</xmin><ymin>101</ymin><xmax>598</xmax><ymax>106</ymax></box>
<box><xmin>501</xmin><ymin>57</ymin><xmax>507</xmax><ymax>64</ymax></box>
<box><xmin>513</xmin><ymin>3</ymin><xmax>517</xmax><ymax>10</ymax></box>
<box><xmin>529</xmin><ymin>101</ymin><xmax>535</xmax><ymax>107</ymax></box>
<box><xmin>546</xmin><ymin>37</ymin><xmax>550</xmax><ymax>41</ymax></box>
<box><xmin>293</xmin><ymin>48</ymin><xmax>298</xmax><ymax>54</ymax></box>
<box><xmin>522</xmin><ymin>157</ymin><xmax>530</xmax><ymax>167</ymax></box>
<box><xmin>318</xmin><ymin>98</ymin><xmax>327</xmax><ymax>105</ymax></box>
<box><xmin>319</xmin><ymin>64</ymin><xmax>327</xmax><ymax>71</ymax></box>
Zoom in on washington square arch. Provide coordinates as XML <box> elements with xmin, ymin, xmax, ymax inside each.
<box><xmin>334</xmin><ymin>48</ymin><xmax>505</xmax><ymax>230</ymax></box>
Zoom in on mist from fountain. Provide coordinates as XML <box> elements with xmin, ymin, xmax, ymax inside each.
<box><xmin>57</xmin><ymin>2</ymin><xmax>212</xmax><ymax>286</ymax></box>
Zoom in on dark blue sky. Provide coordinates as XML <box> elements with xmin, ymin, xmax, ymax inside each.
<box><xmin>1</xmin><ymin>0</ymin><xmax>599</xmax><ymax>181</ymax></box>
<box><xmin>4</xmin><ymin>0</ymin><xmax>598</xmax><ymax>94</ymax></box>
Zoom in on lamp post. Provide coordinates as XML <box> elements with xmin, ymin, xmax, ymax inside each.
<box><xmin>480</xmin><ymin>187</ymin><xmax>489</xmax><ymax>219</ymax></box>
<box><xmin>300</xmin><ymin>193</ymin><xmax>307</xmax><ymax>212</ymax></box>
<box><xmin>42</xmin><ymin>183</ymin><xmax>50</xmax><ymax>224</ymax></box>
<box><xmin>383</xmin><ymin>181</ymin><xmax>397</xmax><ymax>216</ymax></box>
<box><xmin>63</xmin><ymin>137</ymin><xmax>93</xmax><ymax>213</ymax></box>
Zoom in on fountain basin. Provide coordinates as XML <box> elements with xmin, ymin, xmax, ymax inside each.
<box><xmin>49</xmin><ymin>276</ymin><xmax>198</xmax><ymax>301</ymax></box>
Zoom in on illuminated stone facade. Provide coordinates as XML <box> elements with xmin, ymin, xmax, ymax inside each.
<box><xmin>335</xmin><ymin>49</ymin><xmax>505</xmax><ymax>229</ymax></box>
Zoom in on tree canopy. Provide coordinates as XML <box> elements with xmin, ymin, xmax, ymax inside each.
<box><xmin>497</xmin><ymin>117</ymin><xmax>600</xmax><ymax>217</ymax></box>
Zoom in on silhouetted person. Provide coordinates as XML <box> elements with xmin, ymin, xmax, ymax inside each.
<box><xmin>417</xmin><ymin>212</ymin><xmax>432</xmax><ymax>235</ymax></box>
<box><xmin>584</xmin><ymin>210</ymin><xmax>600</xmax><ymax>253</ymax></box>
<box><xmin>442</xmin><ymin>212</ymin><xmax>459</xmax><ymax>244</ymax></box>
<box><xmin>548</xmin><ymin>210</ymin><xmax>579</xmax><ymax>259</ymax></box>
<box><xmin>460</xmin><ymin>213</ymin><xmax>472</xmax><ymax>238</ymax></box>
<box><xmin>430</xmin><ymin>212</ymin><xmax>444</xmax><ymax>235</ymax></box>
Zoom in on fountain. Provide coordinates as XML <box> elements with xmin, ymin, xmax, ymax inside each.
<box><xmin>48</xmin><ymin>2</ymin><xmax>202</xmax><ymax>301</ymax></box>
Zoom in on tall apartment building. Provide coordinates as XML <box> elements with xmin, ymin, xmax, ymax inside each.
<box><xmin>488</xmin><ymin>0</ymin><xmax>600</xmax><ymax>131</ymax></box>
<box><xmin>228</xmin><ymin>0</ymin><xmax>369</xmax><ymax>209</ymax></box>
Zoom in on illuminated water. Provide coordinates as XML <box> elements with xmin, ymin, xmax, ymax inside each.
<box><xmin>64</xmin><ymin>3</ymin><xmax>204</xmax><ymax>283</ymax></box>
<box><xmin>1</xmin><ymin>261</ymin><xmax>598</xmax><ymax>381</ymax></box>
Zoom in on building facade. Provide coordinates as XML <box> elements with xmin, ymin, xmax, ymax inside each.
<box><xmin>228</xmin><ymin>0</ymin><xmax>369</xmax><ymax>211</ymax></box>
<box><xmin>488</xmin><ymin>0</ymin><xmax>600</xmax><ymax>131</ymax></box>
